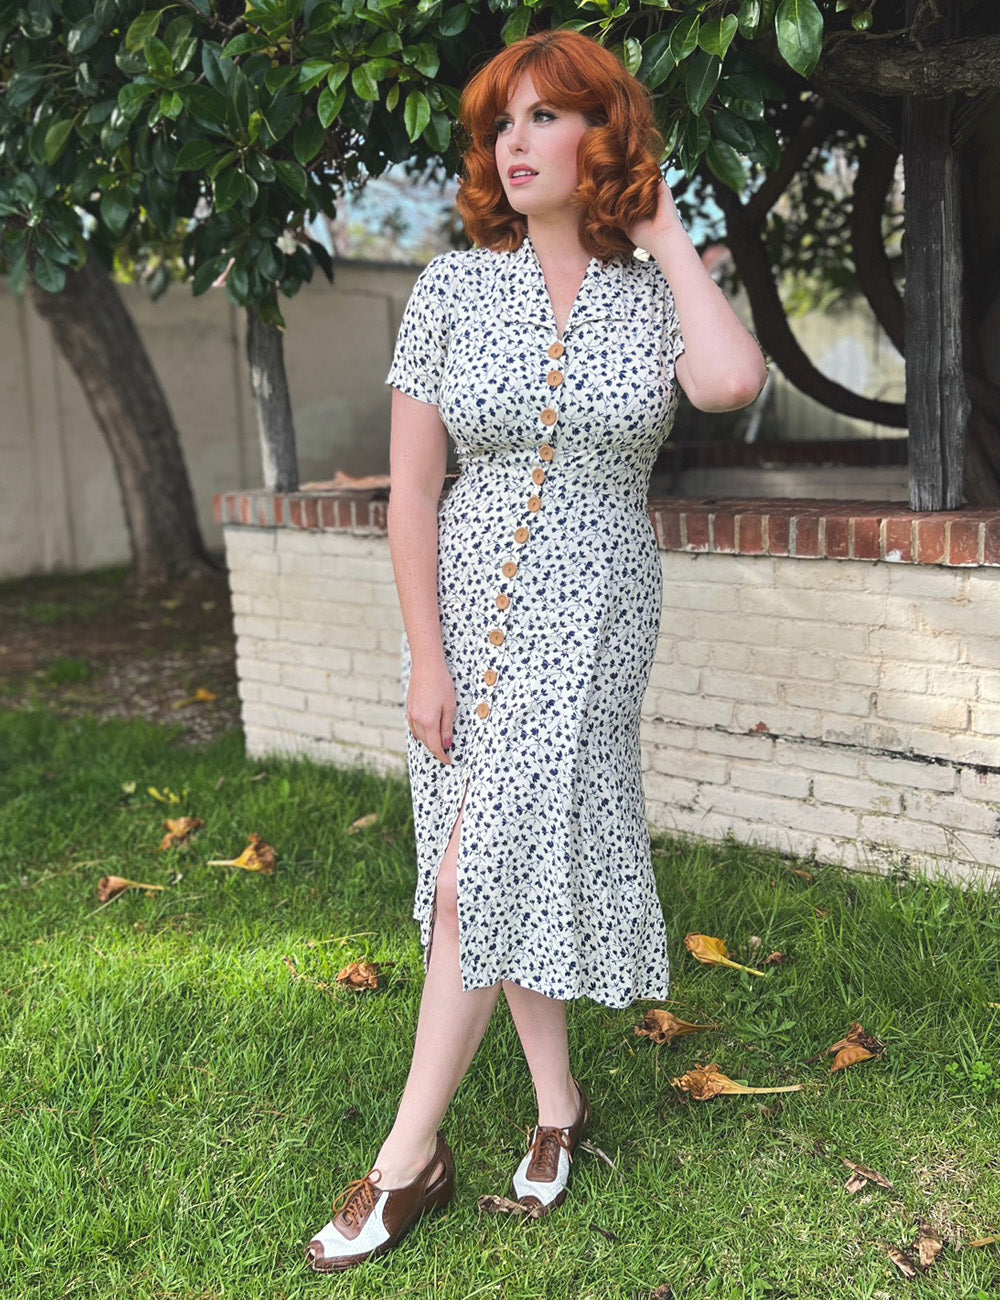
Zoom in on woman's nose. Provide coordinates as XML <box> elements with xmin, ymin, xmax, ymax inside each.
<box><xmin>504</xmin><ymin>121</ymin><xmax>526</xmax><ymax>152</ymax></box>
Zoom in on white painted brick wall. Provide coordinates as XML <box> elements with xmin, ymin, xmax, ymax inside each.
<box><xmin>225</xmin><ymin>526</ymin><xmax>1000</xmax><ymax>884</ymax></box>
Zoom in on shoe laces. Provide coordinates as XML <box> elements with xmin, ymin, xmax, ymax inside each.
<box><xmin>331</xmin><ymin>1168</ymin><xmax>381</xmax><ymax>1228</ymax></box>
<box><xmin>530</xmin><ymin>1124</ymin><xmax>574</xmax><ymax>1166</ymax></box>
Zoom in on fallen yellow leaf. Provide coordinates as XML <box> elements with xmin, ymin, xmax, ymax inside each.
<box><xmin>671</xmin><ymin>1062</ymin><xmax>804</xmax><ymax>1100</ymax></box>
<box><xmin>634</xmin><ymin>1009</ymin><xmax>720</xmax><ymax>1046</ymax></box>
<box><xmin>684</xmin><ymin>933</ymin><xmax>767</xmax><ymax>978</ymax></box>
<box><xmin>827</xmin><ymin>1022</ymin><xmax>884</xmax><ymax>1071</ymax></box>
<box><xmin>964</xmin><ymin>1234</ymin><xmax>1000</xmax><ymax>1249</ymax></box>
<box><xmin>206</xmin><ymin>832</ymin><xmax>277</xmax><ymax>874</ymax></box>
<box><xmin>170</xmin><ymin>687</ymin><xmax>217</xmax><ymax>710</ymax></box>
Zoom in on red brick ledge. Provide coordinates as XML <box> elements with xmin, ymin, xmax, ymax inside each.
<box><xmin>213</xmin><ymin>489</ymin><xmax>1000</xmax><ymax>568</ymax></box>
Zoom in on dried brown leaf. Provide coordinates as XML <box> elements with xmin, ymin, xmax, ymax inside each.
<box><xmin>649</xmin><ymin>1289</ymin><xmax>673</xmax><ymax>1300</ymax></box>
<box><xmin>336</xmin><ymin>960</ymin><xmax>380</xmax><ymax>991</ymax></box>
<box><xmin>97</xmin><ymin>875</ymin><xmax>165</xmax><ymax>902</ymax></box>
<box><xmin>477</xmin><ymin>1194</ymin><xmax>537</xmax><ymax>1218</ymax></box>
<box><xmin>887</xmin><ymin>1246</ymin><xmax>918</xmax><ymax>1279</ymax></box>
<box><xmin>347</xmin><ymin>812</ymin><xmax>379</xmax><ymax>834</ymax></box>
<box><xmin>671</xmin><ymin>1062</ymin><xmax>805</xmax><ymax>1100</ymax></box>
<box><xmin>964</xmin><ymin>1234</ymin><xmax>1000</xmax><ymax>1249</ymax></box>
<box><xmin>917</xmin><ymin>1223</ymin><xmax>944</xmax><ymax>1269</ymax></box>
<box><xmin>634</xmin><ymin>1009</ymin><xmax>720</xmax><ymax>1046</ymax></box>
<box><xmin>765</xmin><ymin>952</ymin><xmax>786</xmax><ymax>965</ymax></box>
<box><xmin>789</xmin><ymin>867</ymin><xmax>815</xmax><ymax>882</ymax></box>
<box><xmin>206</xmin><ymin>832</ymin><xmax>277</xmax><ymax>873</ymax></box>
<box><xmin>842</xmin><ymin>1158</ymin><xmax>894</xmax><ymax>1192</ymax></box>
<box><xmin>683</xmin><ymin>933</ymin><xmax>767</xmax><ymax>977</ymax></box>
<box><xmin>832</xmin><ymin>1044</ymin><xmax>876</xmax><ymax>1073</ymax></box>
<box><xmin>159</xmin><ymin>816</ymin><xmax>205</xmax><ymax>851</ymax></box>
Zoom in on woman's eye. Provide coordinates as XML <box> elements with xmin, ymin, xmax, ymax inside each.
<box><xmin>535</xmin><ymin>109</ymin><xmax>555</xmax><ymax>121</ymax></box>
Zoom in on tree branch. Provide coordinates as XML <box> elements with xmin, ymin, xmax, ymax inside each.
<box><xmin>851</xmin><ymin>136</ymin><xmax>905</xmax><ymax>354</ymax></box>
<box><xmin>745</xmin><ymin>102</ymin><xmax>838</xmax><ymax>225</ymax></box>
<box><xmin>715</xmin><ymin>184</ymin><xmax>908</xmax><ymax>428</ymax></box>
<box><xmin>817</xmin><ymin>31</ymin><xmax>1000</xmax><ymax>98</ymax></box>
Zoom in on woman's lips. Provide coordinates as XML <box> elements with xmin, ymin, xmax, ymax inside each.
<box><xmin>507</xmin><ymin>169</ymin><xmax>537</xmax><ymax>186</ymax></box>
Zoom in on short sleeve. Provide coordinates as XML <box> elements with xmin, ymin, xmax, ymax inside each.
<box><xmin>662</xmin><ymin>280</ymin><xmax>685</xmax><ymax>370</ymax></box>
<box><xmin>385</xmin><ymin>253</ymin><xmax>455</xmax><ymax>406</ymax></box>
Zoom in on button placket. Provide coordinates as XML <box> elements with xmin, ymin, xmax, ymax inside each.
<box><xmin>479</xmin><ymin>336</ymin><xmax>566</xmax><ymax>723</ymax></box>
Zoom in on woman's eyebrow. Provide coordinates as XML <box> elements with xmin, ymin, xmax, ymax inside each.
<box><xmin>498</xmin><ymin>100</ymin><xmax>554</xmax><ymax>114</ymax></box>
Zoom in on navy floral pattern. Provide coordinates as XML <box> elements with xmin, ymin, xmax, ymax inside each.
<box><xmin>386</xmin><ymin>233</ymin><xmax>684</xmax><ymax>1009</ymax></box>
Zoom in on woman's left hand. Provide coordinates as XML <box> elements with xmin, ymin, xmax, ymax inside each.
<box><xmin>627</xmin><ymin>178</ymin><xmax>684</xmax><ymax>253</ymax></box>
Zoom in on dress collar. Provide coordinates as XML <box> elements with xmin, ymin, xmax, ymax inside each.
<box><xmin>495</xmin><ymin>232</ymin><xmax>630</xmax><ymax>332</ymax></box>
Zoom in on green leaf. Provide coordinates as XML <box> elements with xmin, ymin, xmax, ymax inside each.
<box><xmin>192</xmin><ymin>256</ymin><xmax>225</xmax><ymax>297</ymax></box>
<box><xmin>100</xmin><ymin>188</ymin><xmax>133</xmax><ymax>239</ymax></box>
<box><xmin>274</xmin><ymin>159</ymin><xmax>308</xmax><ymax>201</ymax></box>
<box><xmin>501</xmin><ymin>7</ymin><xmax>531</xmax><ymax>46</ymax></box>
<box><xmin>698</xmin><ymin>15</ymin><xmax>739</xmax><ymax>59</ymax></box>
<box><xmin>638</xmin><ymin>33</ymin><xmax>676</xmax><ymax>90</ymax></box>
<box><xmin>737</xmin><ymin>0</ymin><xmax>763</xmax><ymax>38</ymax></box>
<box><xmin>713</xmin><ymin>107</ymin><xmax>757</xmax><ymax>151</ymax></box>
<box><xmin>293</xmin><ymin>117</ymin><xmax>325</xmax><ymax>166</ymax></box>
<box><xmin>298</xmin><ymin>59</ymin><xmax>335</xmax><ymax>92</ymax></box>
<box><xmin>214</xmin><ymin>168</ymin><xmax>245</xmax><ymax>213</ymax></box>
<box><xmin>326</xmin><ymin>61</ymin><xmax>350</xmax><ymax>93</ymax></box>
<box><xmin>706</xmin><ymin>139</ymin><xmax>747</xmax><ymax>192</ymax></box>
<box><xmin>144</xmin><ymin>35</ymin><xmax>174</xmax><ymax>78</ymax></box>
<box><xmin>351</xmin><ymin>62</ymin><xmax>380</xmax><ymax>101</ymax></box>
<box><xmin>669</xmin><ymin>13</ymin><xmax>700</xmax><ymax>61</ymax></box>
<box><xmin>118</xmin><ymin>81</ymin><xmax>156</xmax><ymax>119</ymax></box>
<box><xmin>424</xmin><ymin>110</ymin><xmax>451</xmax><ymax>153</ymax></box>
<box><xmin>125</xmin><ymin>10</ymin><xmax>163</xmax><ymax>53</ymax></box>
<box><xmin>67</xmin><ymin>18</ymin><xmax>100</xmax><ymax>54</ymax></box>
<box><xmin>317</xmin><ymin>83</ymin><xmax>345</xmax><ymax>127</ymax></box>
<box><xmin>749</xmin><ymin>119</ymin><xmax>781</xmax><ymax>169</ymax></box>
<box><xmin>9</xmin><ymin>251</ymin><xmax>29</xmax><ymax>297</ymax></box>
<box><xmin>34</xmin><ymin>257</ymin><xmax>67</xmax><ymax>294</ymax></box>
<box><xmin>160</xmin><ymin>90</ymin><xmax>184</xmax><ymax>119</ymax></box>
<box><xmin>177</xmin><ymin>84</ymin><xmax>230</xmax><ymax>134</ymax></box>
<box><xmin>261</xmin><ymin>94</ymin><xmax>298</xmax><ymax>144</ymax></box>
<box><xmin>439</xmin><ymin>4</ymin><xmax>469</xmax><ymax>36</ymax></box>
<box><xmin>403</xmin><ymin>89</ymin><xmax>431</xmax><ymax>142</ymax></box>
<box><xmin>44</xmin><ymin>118</ymin><xmax>77</xmax><ymax>166</ymax></box>
<box><xmin>176</xmin><ymin>139</ymin><xmax>218</xmax><ymax>170</ymax></box>
<box><xmin>774</xmin><ymin>0</ymin><xmax>824</xmax><ymax>78</ymax></box>
<box><xmin>686</xmin><ymin>50</ymin><xmax>721</xmax><ymax>115</ymax></box>
<box><xmin>622</xmin><ymin>37</ymin><xmax>642</xmax><ymax>77</ymax></box>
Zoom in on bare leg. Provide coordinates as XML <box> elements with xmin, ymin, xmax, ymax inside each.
<box><xmin>373</xmin><ymin>796</ymin><xmax>501</xmax><ymax>1188</ymax></box>
<box><xmin>502</xmin><ymin>982</ymin><xmax>581</xmax><ymax>1127</ymax></box>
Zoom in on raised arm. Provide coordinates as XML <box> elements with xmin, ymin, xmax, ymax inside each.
<box><xmin>629</xmin><ymin>179</ymin><xmax>768</xmax><ymax>413</ymax></box>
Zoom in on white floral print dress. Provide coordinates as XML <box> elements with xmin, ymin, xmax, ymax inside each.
<box><xmin>386</xmin><ymin>233</ymin><xmax>684</xmax><ymax>1010</ymax></box>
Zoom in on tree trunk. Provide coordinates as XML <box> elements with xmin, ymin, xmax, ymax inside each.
<box><xmin>901</xmin><ymin>0</ymin><xmax>968</xmax><ymax>510</ymax></box>
<box><xmin>245</xmin><ymin>308</ymin><xmax>298</xmax><ymax>492</ymax></box>
<box><xmin>30</xmin><ymin>258</ymin><xmax>218</xmax><ymax>588</ymax></box>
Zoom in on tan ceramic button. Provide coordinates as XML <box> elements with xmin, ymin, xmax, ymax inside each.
<box><xmin>527</xmin><ymin>496</ymin><xmax>542</xmax><ymax>512</ymax></box>
<box><xmin>547</xmin><ymin>370</ymin><xmax>564</xmax><ymax>388</ymax></box>
<box><xmin>514</xmin><ymin>526</ymin><xmax>530</xmax><ymax>544</ymax></box>
<box><xmin>484</xmin><ymin>669</ymin><xmax>498</xmax><ymax>686</ymax></box>
<box><xmin>476</xmin><ymin>702</ymin><xmax>490</xmax><ymax>719</ymax></box>
<box><xmin>532</xmin><ymin>468</ymin><xmax>546</xmax><ymax>485</ymax></box>
<box><xmin>540</xmin><ymin>408</ymin><xmax>558</xmax><ymax>427</ymax></box>
<box><xmin>539</xmin><ymin>443</ymin><xmax>555</xmax><ymax>461</ymax></box>
<box><xmin>502</xmin><ymin>561</ymin><xmax>519</xmax><ymax>578</ymax></box>
<box><xmin>488</xmin><ymin>629</ymin><xmax>505</xmax><ymax>646</ymax></box>
<box><xmin>495</xmin><ymin>593</ymin><xmax>510</xmax><ymax>610</ymax></box>
<box><xmin>548</xmin><ymin>341</ymin><xmax>565</xmax><ymax>359</ymax></box>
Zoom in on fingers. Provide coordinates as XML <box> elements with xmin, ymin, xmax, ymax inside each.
<box><xmin>407</xmin><ymin>708</ymin><xmax>453</xmax><ymax>765</ymax></box>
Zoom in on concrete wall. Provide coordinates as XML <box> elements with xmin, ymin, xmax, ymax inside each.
<box><xmin>219</xmin><ymin>495</ymin><xmax>1000</xmax><ymax>884</ymax></box>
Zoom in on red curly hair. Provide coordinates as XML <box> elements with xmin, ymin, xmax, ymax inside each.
<box><xmin>456</xmin><ymin>29</ymin><xmax>664</xmax><ymax>261</ymax></box>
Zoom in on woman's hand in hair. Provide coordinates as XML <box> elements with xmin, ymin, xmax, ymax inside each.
<box><xmin>627</xmin><ymin>178</ymin><xmax>684</xmax><ymax>254</ymax></box>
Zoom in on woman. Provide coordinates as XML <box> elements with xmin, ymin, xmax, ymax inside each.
<box><xmin>306</xmin><ymin>28</ymin><xmax>766</xmax><ymax>1272</ymax></box>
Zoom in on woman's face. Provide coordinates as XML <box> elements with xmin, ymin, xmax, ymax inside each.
<box><xmin>493</xmin><ymin>73</ymin><xmax>591</xmax><ymax>221</ymax></box>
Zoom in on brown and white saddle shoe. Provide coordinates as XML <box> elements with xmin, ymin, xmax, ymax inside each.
<box><xmin>305</xmin><ymin>1132</ymin><xmax>455</xmax><ymax>1272</ymax></box>
<box><xmin>511</xmin><ymin>1079</ymin><xmax>591</xmax><ymax>1216</ymax></box>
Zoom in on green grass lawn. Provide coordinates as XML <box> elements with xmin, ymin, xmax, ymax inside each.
<box><xmin>1</xmin><ymin>707</ymin><xmax>998</xmax><ymax>1300</ymax></box>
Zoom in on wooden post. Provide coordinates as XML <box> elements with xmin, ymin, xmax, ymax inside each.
<box><xmin>901</xmin><ymin>0</ymin><xmax>968</xmax><ymax>510</ymax></box>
